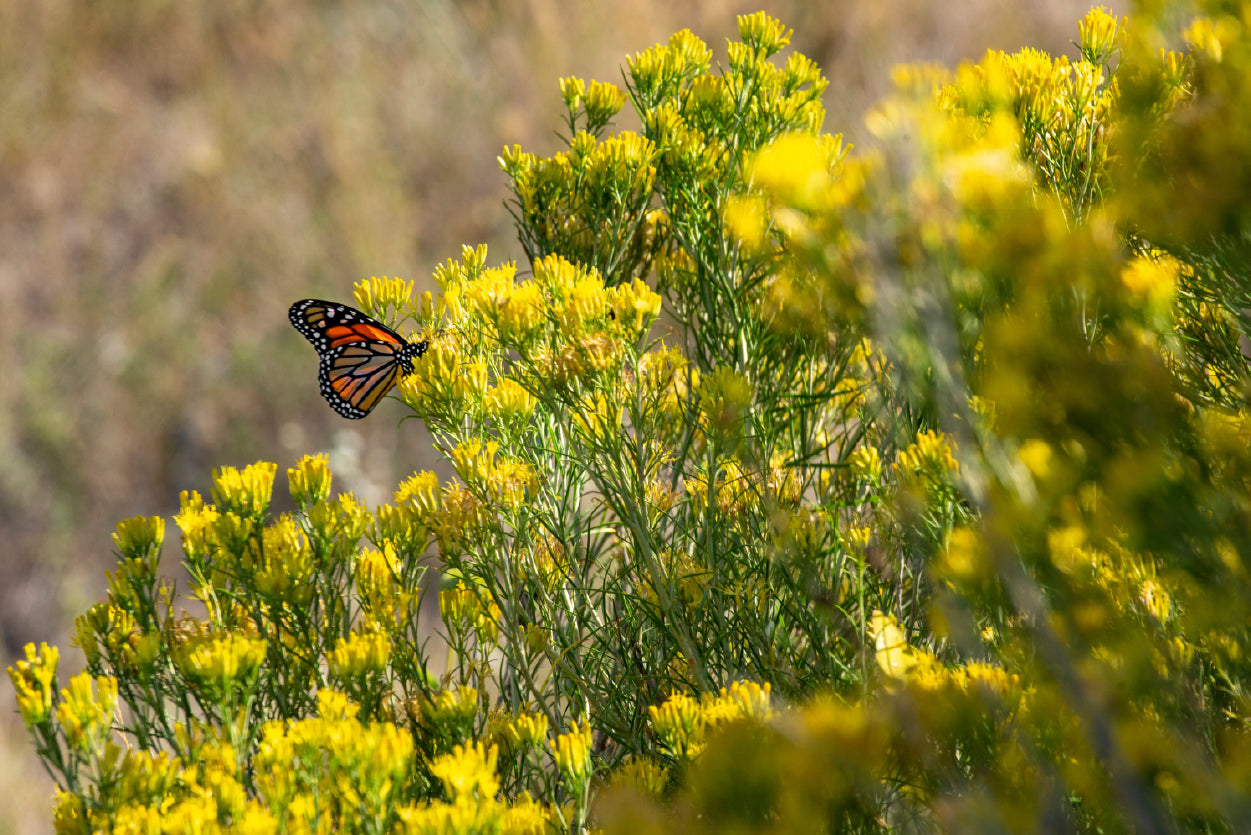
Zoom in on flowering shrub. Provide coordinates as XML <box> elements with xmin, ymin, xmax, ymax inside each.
<box><xmin>11</xmin><ymin>6</ymin><xmax>1251</xmax><ymax>833</ymax></box>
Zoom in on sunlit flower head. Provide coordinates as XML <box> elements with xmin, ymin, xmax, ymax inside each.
<box><xmin>431</xmin><ymin>741</ymin><xmax>500</xmax><ymax>802</ymax></box>
<box><xmin>8</xmin><ymin>642</ymin><xmax>59</xmax><ymax>727</ymax></box>
<box><xmin>212</xmin><ymin>462</ymin><xmax>277</xmax><ymax>518</ymax></box>
<box><xmin>287</xmin><ymin>454</ymin><xmax>332</xmax><ymax>507</ymax></box>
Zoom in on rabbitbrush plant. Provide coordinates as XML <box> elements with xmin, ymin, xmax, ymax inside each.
<box><xmin>11</xmin><ymin>5</ymin><xmax>1251</xmax><ymax>833</ymax></box>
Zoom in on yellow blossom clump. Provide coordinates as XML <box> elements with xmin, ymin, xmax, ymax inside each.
<box><xmin>1120</xmin><ymin>251</ymin><xmax>1180</xmax><ymax>312</ymax></box>
<box><xmin>173</xmin><ymin>632</ymin><xmax>267</xmax><ymax>699</ymax></box>
<box><xmin>56</xmin><ymin>671</ymin><xmax>119</xmax><ymax>752</ymax></box>
<box><xmin>287</xmin><ymin>453</ymin><xmax>331</xmax><ymax>507</ymax></box>
<box><xmin>211</xmin><ymin>461</ymin><xmax>277</xmax><ymax>518</ymax></box>
<box><xmin>551</xmin><ymin>721</ymin><xmax>594</xmax><ymax>790</ymax></box>
<box><xmin>485</xmin><ymin>377</ymin><xmax>537</xmax><ymax>422</ymax></box>
<box><xmin>610</xmin><ymin>277</ymin><xmax>662</xmax><ymax>335</ymax></box>
<box><xmin>251</xmin><ymin>690</ymin><xmax>414</xmax><ymax>825</ymax></box>
<box><xmin>701</xmin><ymin>680</ymin><xmax>774</xmax><ymax>726</ymax></box>
<box><xmin>939</xmin><ymin>526</ymin><xmax>990</xmax><ymax>581</ymax></box>
<box><xmin>439</xmin><ymin>582</ymin><xmax>501</xmax><ymax>645</ymax></box>
<box><xmin>849</xmin><ymin>445</ymin><xmax>883</xmax><ymax>483</ymax></box>
<box><xmin>354</xmin><ymin>275</ymin><xmax>414</xmax><ymax>318</ymax></box>
<box><xmin>895</xmin><ymin>430</ymin><xmax>959</xmax><ymax>479</ymax></box>
<box><xmin>8</xmin><ymin>642</ymin><xmax>59</xmax><ymax>727</ymax></box>
<box><xmin>355</xmin><ymin>542</ymin><xmax>415</xmax><ymax>622</ymax></box>
<box><xmin>460</xmin><ymin>263</ymin><xmax>520</xmax><ymax>320</ymax></box>
<box><xmin>412</xmin><ymin>687</ymin><xmax>480</xmax><ymax>742</ymax></box>
<box><xmin>112</xmin><ymin>515</ymin><xmax>165</xmax><ymax>560</ymax></box>
<box><xmin>397</xmin><ymin>334</ymin><xmax>463</xmax><ymax>412</ymax></box>
<box><xmin>649</xmin><ymin>692</ymin><xmax>705</xmax><ymax>759</ymax></box>
<box><xmin>611</xmin><ymin>757</ymin><xmax>670</xmax><ymax>798</ymax></box>
<box><xmin>248</xmin><ymin>515</ymin><xmax>313</xmax><ymax>604</ymax></box>
<box><xmin>1017</xmin><ymin>438</ymin><xmax>1053</xmax><ymax>482</ymax></box>
<box><xmin>431</xmin><ymin>741</ymin><xmax>500</xmax><ymax>802</ymax></box>
<box><xmin>174</xmin><ymin>490</ymin><xmax>220</xmax><ymax>563</ymax></box>
<box><xmin>328</xmin><ymin>630</ymin><xmax>391</xmax><ymax>681</ymax></box>
<box><xmin>450</xmin><ymin>439</ymin><xmax>537</xmax><ymax>511</ymax></box>
<box><xmin>395</xmin><ymin>470</ymin><xmax>441</xmax><ymax>522</ymax></box>
<box><xmin>501</xmin><ymin>711</ymin><xmax>549</xmax><ymax>753</ymax></box>
<box><xmin>497</xmin><ymin>282</ymin><xmax>546</xmax><ymax>343</ymax></box>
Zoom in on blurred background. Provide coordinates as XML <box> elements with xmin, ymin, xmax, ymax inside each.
<box><xmin>0</xmin><ymin>0</ymin><xmax>1113</xmax><ymax>828</ymax></box>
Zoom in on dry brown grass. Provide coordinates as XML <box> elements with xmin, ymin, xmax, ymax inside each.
<box><xmin>0</xmin><ymin>0</ymin><xmax>1112</xmax><ymax>828</ymax></box>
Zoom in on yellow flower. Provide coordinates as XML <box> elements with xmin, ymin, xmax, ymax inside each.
<box><xmin>250</xmin><ymin>515</ymin><xmax>312</xmax><ymax>603</ymax></box>
<box><xmin>497</xmin><ymin>282</ymin><xmax>545</xmax><ymax>342</ymax></box>
<box><xmin>1047</xmin><ymin>525</ymin><xmax>1091</xmax><ymax>574</ymax></box>
<box><xmin>896</xmin><ymin>430</ymin><xmax>959</xmax><ymax>478</ymax></box>
<box><xmin>849</xmin><ymin>445</ymin><xmax>883</xmax><ymax>483</ymax></box>
<box><xmin>1120</xmin><ymin>252</ymin><xmax>1179</xmax><ymax>310</ymax></box>
<box><xmin>211</xmin><ymin>461</ymin><xmax>277</xmax><ymax>518</ymax></box>
<box><xmin>356</xmin><ymin>543</ymin><xmax>411</xmax><ymax>620</ymax></box>
<box><xmin>328</xmin><ymin>631</ymin><xmax>391</xmax><ymax>681</ymax></box>
<box><xmin>551</xmin><ymin>721</ymin><xmax>594</xmax><ymax>788</ymax></box>
<box><xmin>439</xmin><ymin>582</ymin><xmax>500</xmax><ymax>645</ymax></box>
<box><xmin>173</xmin><ymin>633</ymin><xmax>267</xmax><ymax>698</ymax></box>
<box><xmin>501</xmin><ymin>792</ymin><xmax>552</xmax><ymax>835</ymax></box>
<box><xmin>431</xmin><ymin>742</ymin><xmax>500</xmax><ymax>802</ymax></box>
<box><xmin>502</xmin><ymin>712</ymin><xmax>549</xmax><ymax>751</ymax></box>
<box><xmin>701</xmin><ymin>680</ymin><xmax>773</xmax><ymax>726</ymax></box>
<box><xmin>648</xmin><ymin>693</ymin><xmax>704</xmax><ymax>758</ymax></box>
<box><xmin>112</xmin><ymin>516</ymin><xmax>165</xmax><ymax>560</ymax></box>
<box><xmin>174</xmin><ymin>491</ymin><xmax>220</xmax><ymax>562</ymax></box>
<box><xmin>452</xmin><ymin>359</ymin><xmax>490</xmax><ymax>403</ymax></box>
<box><xmin>287</xmin><ymin>454</ymin><xmax>331</xmax><ymax>507</ymax></box>
<box><xmin>1139</xmin><ymin>578</ymin><xmax>1171</xmax><ymax>622</ymax></box>
<box><xmin>395</xmin><ymin>470</ymin><xmax>441</xmax><ymax>521</ymax></box>
<box><xmin>414</xmin><ymin>688</ymin><xmax>480</xmax><ymax>737</ymax></box>
<box><xmin>737</xmin><ymin>11</ymin><xmax>791</xmax><ymax>53</ymax></box>
<box><xmin>354</xmin><ymin>275</ymin><xmax>414</xmax><ymax>316</ymax></box>
<box><xmin>610</xmin><ymin>278</ymin><xmax>662</xmax><ymax>335</ymax></box>
<box><xmin>397</xmin><ymin>798</ymin><xmax>503</xmax><ymax>835</ymax></box>
<box><xmin>1078</xmin><ymin>7</ymin><xmax>1121</xmax><ymax>63</ymax></box>
<box><xmin>8</xmin><ymin>642</ymin><xmax>59</xmax><ymax>727</ymax></box>
<box><xmin>485</xmin><ymin>378</ymin><xmax>537</xmax><ymax>421</ymax></box>
<box><xmin>56</xmin><ymin>672</ymin><xmax>119</xmax><ymax>752</ymax></box>
<box><xmin>612</xmin><ymin>757</ymin><xmax>669</xmax><ymax>798</ymax></box>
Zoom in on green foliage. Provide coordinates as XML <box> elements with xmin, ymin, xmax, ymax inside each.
<box><xmin>10</xmin><ymin>5</ymin><xmax>1251</xmax><ymax>833</ymax></box>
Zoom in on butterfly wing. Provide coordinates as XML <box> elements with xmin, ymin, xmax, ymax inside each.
<box><xmin>289</xmin><ymin>299</ymin><xmax>425</xmax><ymax>419</ymax></box>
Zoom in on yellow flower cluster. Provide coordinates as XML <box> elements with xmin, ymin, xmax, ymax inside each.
<box><xmin>254</xmin><ymin>690</ymin><xmax>414</xmax><ymax>827</ymax></box>
<box><xmin>8</xmin><ymin>642</ymin><xmax>59</xmax><ymax>727</ymax></box>
<box><xmin>559</xmin><ymin>76</ymin><xmax>629</xmax><ymax>128</ymax></box>
<box><xmin>501</xmin><ymin>711</ymin><xmax>549</xmax><ymax>753</ymax></box>
<box><xmin>353</xmin><ymin>275</ymin><xmax>414</xmax><ymax>319</ymax></box>
<box><xmin>111</xmin><ymin>515</ymin><xmax>165</xmax><ymax>560</ymax></box>
<box><xmin>211</xmin><ymin>461</ymin><xmax>277</xmax><ymax>518</ymax></box>
<box><xmin>450</xmin><ymin>438</ymin><xmax>537</xmax><ymax>512</ymax></box>
<box><xmin>355</xmin><ymin>542</ymin><xmax>418</xmax><ymax>625</ymax></box>
<box><xmin>328</xmin><ymin>630</ymin><xmax>391</xmax><ymax>682</ymax></box>
<box><xmin>648</xmin><ymin>680</ymin><xmax>773</xmax><ymax>760</ymax></box>
<box><xmin>287</xmin><ymin>453</ymin><xmax>331</xmax><ymax>508</ymax></box>
<box><xmin>551</xmin><ymin>721</ymin><xmax>594</xmax><ymax>789</ymax></box>
<box><xmin>172</xmin><ymin>632</ymin><xmax>267</xmax><ymax>699</ymax></box>
<box><xmin>895</xmin><ymin>429</ymin><xmax>960</xmax><ymax>482</ymax></box>
<box><xmin>439</xmin><ymin>581</ymin><xmax>502</xmax><ymax>645</ymax></box>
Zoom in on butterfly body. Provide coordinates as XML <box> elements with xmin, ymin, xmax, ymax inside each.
<box><xmin>289</xmin><ymin>299</ymin><xmax>427</xmax><ymax>419</ymax></box>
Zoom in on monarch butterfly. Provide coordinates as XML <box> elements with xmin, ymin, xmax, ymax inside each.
<box><xmin>289</xmin><ymin>299</ymin><xmax>428</xmax><ymax>419</ymax></box>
